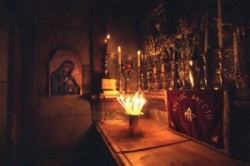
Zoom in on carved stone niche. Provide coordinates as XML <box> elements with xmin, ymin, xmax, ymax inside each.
<box><xmin>49</xmin><ymin>49</ymin><xmax>82</xmax><ymax>96</ymax></box>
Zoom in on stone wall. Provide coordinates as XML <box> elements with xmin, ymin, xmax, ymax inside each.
<box><xmin>0</xmin><ymin>0</ymin><xmax>9</xmax><ymax>165</ymax></box>
<box><xmin>36</xmin><ymin>0</ymin><xmax>92</xmax><ymax>164</ymax></box>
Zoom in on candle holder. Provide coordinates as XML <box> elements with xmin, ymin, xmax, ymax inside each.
<box><xmin>118</xmin><ymin>64</ymin><xmax>122</xmax><ymax>92</ymax></box>
<box><xmin>128</xmin><ymin>114</ymin><xmax>140</xmax><ymax>136</ymax></box>
<box><xmin>177</xmin><ymin>61</ymin><xmax>186</xmax><ymax>89</ymax></box>
<box><xmin>138</xmin><ymin>66</ymin><xmax>141</xmax><ymax>92</ymax></box>
<box><xmin>141</xmin><ymin>73</ymin><xmax>145</xmax><ymax>91</ymax></box>
<box><xmin>153</xmin><ymin>71</ymin><xmax>158</xmax><ymax>91</ymax></box>
<box><xmin>169</xmin><ymin>61</ymin><xmax>176</xmax><ymax>90</ymax></box>
<box><xmin>117</xmin><ymin>93</ymin><xmax>146</xmax><ymax>136</ymax></box>
<box><xmin>213</xmin><ymin>49</ymin><xmax>223</xmax><ymax>90</ymax></box>
<box><xmin>146</xmin><ymin>72</ymin><xmax>151</xmax><ymax>90</ymax></box>
<box><xmin>235</xmin><ymin>63</ymin><xmax>248</xmax><ymax>89</ymax></box>
<box><xmin>104</xmin><ymin>55</ymin><xmax>108</xmax><ymax>77</ymax></box>
<box><xmin>104</xmin><ymin>35</ymin><xmax>110</xmax><ymax>78</ymax></box>
<box><xmin>160</xmin><ymin>72</ymin><xmax>166</xmax><ymax>90</ymax></box>
<box><xmin>199</xmin><ymin>54</ymin><xmax>208</xmax><ymax>89</ymax></box>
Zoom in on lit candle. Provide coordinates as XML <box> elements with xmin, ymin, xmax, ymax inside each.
<box><xmin>233</xmin><ymin>31</ymin><xmax>238</xmax><ymax>65</ymax></box>
<box><xmin>106</xmin><ymin>34</ymin><xmax>110</xmax><ymax>40</ymax></box>
<box><xmin>137</xmin><ymin>50</ymin><xmax>141</xmax><ymax>67</ymax></box>
<box><xmin>217</xmin><ymin>0</ymin><xmax>223</xmax><ymax>49</ymax></box>
<box><xmin>118</xmin><ymin>46</ymin><xmax>121</xmax><ymax>65</ymax></box>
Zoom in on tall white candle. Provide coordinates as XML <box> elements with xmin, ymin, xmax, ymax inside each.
<box><xmin>137</xmin><ymin>50</ymin><xmax>141</xmax><ymax>67</ymax></box>
<box><xmin>161</xmin><ymin>63</ymin><xmax>165</xmax><ymax>72</ymax></box>
<box><xmin>233</xmin><ymin>31</ymin><xmax>239</xmax><ymax>65</ymax></box>
<box><xmin>217</xmin><ymin>0</ymin><xmax>223</xmax><ymax>49</ymax></box>
<box><xmin>118</xmin><ymin>46</ymin><xmax>121</xmax><ymax>65</ymax></box>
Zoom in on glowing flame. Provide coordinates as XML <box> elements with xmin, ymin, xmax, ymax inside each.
<box><xmin>117</xmin><ymin>92</ymin><xmax>146</xmax><ymax>115</ymax></box>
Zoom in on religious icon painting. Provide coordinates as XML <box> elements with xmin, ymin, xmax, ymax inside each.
<box><xmin>49</xmin><ymin>49</ymin><xmax>82</xmax><ymax>96</ymax></box>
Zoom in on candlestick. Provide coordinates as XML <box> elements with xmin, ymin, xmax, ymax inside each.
<box><xmin>138</xmin><ymin>67</ymin><xmax>141</xmax><ymax>92</ymax></box>
<box><xmin>118</xmin><ymin>65</ymin><xmax>122</xmax><ymax>92</ymax></box>
<box><xmin>118</xmin><ymin>46</ymin><xmax>121</xmax><ymax>65</ymax></box>
<box><xmin>217</xmin><ymin>0</ymin><xmax>223</xmax><ymax>49</ymax></box>
<box><xmin>161</xmin><ymin>63</ymin><xmax>165</xmax><ymax>72</ymax></box>
<box><xmin>104</xmin><ymin>34</ymin><xmax>110</xmax><ymax>78</ymax></box>
<box><xmin>137</xmin><ymin>50</ymin><xmax>141</xmax><ymax>67</ymax></box>
<box><xmin>153</xmin><ymin>67</ymin><xmax>156</xmax><ymax>74</ymax></box>
<box><xmin>233</xmin><ymin>31</ymin><xmax>239</xmax><ymax>65</ymax></box>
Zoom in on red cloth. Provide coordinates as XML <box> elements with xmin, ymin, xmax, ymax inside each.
<box><xmin>167</xmin><ymin>90</ymin><xmax>224</xmax><ymax>148</ymax></box>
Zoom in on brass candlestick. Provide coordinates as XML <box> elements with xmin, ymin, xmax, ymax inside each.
<box><xmin>153</xmin><ymin>67</ymin><xmax>158</xmax><ymax>91</ymax></box>
<box><xmin>146</xmin><ymin>72</ymin><xmax>150</xmax><ymax>90</ymax></box>
<box><xmin>138</xmin><ymin>67</ymin><xmax>141</xmax><ymax>92</ymax></box>
<box><xmin>160</xmin><ymin>63</ymin><xmax>166</xmax><ymax>89</ymax></box>
<box><xmin>213</xmin><ymin>49</ymin><xmax>223</xmax><ymax>90</ymax></box>
<box><xmin>141</xmin><ymin>73</ymin><xmax>144</xmax><ymax>91</ymax></box>
<box><xmin>104</xmin><ymin>55</ymin><xmax>109</xmax><ymax>78</ymax></box>
<box><xmin>118</xmin><ymin>64</ymin><xmax>122</xmax><ymax>92</ymax></box>
<box><xmin>200</xmin><ymin>54</ymin><xmax>208</xmax><ymax>89</ymax></box>
<box><xmin>104</xmin><ymin>35</ymin><xmax>110</xmax><ymax>78</ymax></box>
<box><xmin>178</xmin><ymin>61</ymin><xmax>186</xmax><ymax>89</ymax></box>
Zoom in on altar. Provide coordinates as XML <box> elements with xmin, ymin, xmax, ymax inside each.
<box><xmin>95</xmin><ymin>118</ymin><xmax>249</xmax><ymax>166</ymax></box>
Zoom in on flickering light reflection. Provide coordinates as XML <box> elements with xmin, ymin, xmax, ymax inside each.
<box><xmin>117</xmin><ymin>92</ymin><xmax>146</xmax><ymax>115</ymax></box>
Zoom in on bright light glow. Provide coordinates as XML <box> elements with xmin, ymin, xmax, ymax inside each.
<box><xmin>189</xmin><ymin>61</ymin><xmax>194</xmax><ymax>88</ymax></box>
<box><xmin>107</xmin><ymin>34</ymin><xmax>110</xmax><ymax>40</ymax></box>
<box><xmin>117</xmin><ymin>92</ymin><xmax>146</xmax><ymax>115</ymax></box>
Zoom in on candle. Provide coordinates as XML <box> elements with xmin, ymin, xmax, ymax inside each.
<box><xmin>153</xmin><ymin>67</ymin><xmax>156</xmax><ymax>74</ymax></box>
<box><xmin>161</xmin><ymin>63</ymin><xmax>165</xmax><ymax>72</ymax></box>
<box><xmin>217</xmin><ymin>0</ymin><xmax>223</xmax><ymax>49</ymax></box>
<box><xmin>137</xmin><ymin>50</ymin><xmax>141</xmax><ymax>67</ymax></box>
<box><xmin>233</xmin><ymin>31</ymin><xmax>238</xmax><ymax>65</ymax></box>
<box><xmin>118</xmin><ymin>46</ymin><xmax>121</xmax><ymax>65</ymax></box>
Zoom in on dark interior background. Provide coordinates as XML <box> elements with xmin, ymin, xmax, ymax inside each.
<box><xmin>0</xmin><ymin>0</ymin><xmax>250</xmax><ymax>165</ymax></box>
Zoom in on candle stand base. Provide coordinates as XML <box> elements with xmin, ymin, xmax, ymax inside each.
<box><xmin>128</xmin><ymin>115</ymin><xmax>141</xmax><ymax>136</ymax></box>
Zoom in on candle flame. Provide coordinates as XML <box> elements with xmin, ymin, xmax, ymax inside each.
<box><xmin>137</xmin><ymin>50</ymin><xmax>141</xmax><ymax>55</ymax></box>
<box><xmin>117</xmin><ymin>92</ymin><xmax>146</xmax><ymax>115</ymax></box>
<box><xmin>107</xmin><ymin>34</ymin><xmax>110</xmax><ymax>39</ymax></box>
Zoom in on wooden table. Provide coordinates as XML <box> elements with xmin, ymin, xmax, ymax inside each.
<box><xmin>96</xmin><ymin>118</ymin><xmax>250</xmax><ymax>166</ymax></box>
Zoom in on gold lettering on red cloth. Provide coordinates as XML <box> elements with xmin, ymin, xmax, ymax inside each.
<box><xmin>167</xmin><ymin>90</ymin><xmax>224</xmax><ymax>149</ymax></box>
<box><xmin>173</xmin><ymin>92</ymin><xmax>187</xmax><ymax>111</ymax></box>
<box><xmin>191</xmin><ymin>94</ymin><xmax>213</xmax><ymax>120</ymax></box>
<box><xmin>184</xmin><ymin>108</ymin><xmax>196</xmax><ymax>122</ymax></box>
<box><xmin>211</xmin><ymin>135</ymin><xmax>219</xmax><ymax>143</ymax></box>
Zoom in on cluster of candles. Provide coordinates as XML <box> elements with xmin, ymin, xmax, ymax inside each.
<box><xmin>117</xmin><ymin>92</ymin><xmax>146</xmax><ymax>115</ymax></box>
<box><xmin>105</xmin><ymin>34</ymin><xmax>142</xmax><ymax>67</ymax></box>
<box><xmin>118</xmin><ymin>45</ymin><xmax>141</xmax><ymax>68</ymax></box>
<box><xmin>105</xmin><ymin>34</ymin><xmax>166</xmax><ymax>76</ymax></box>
